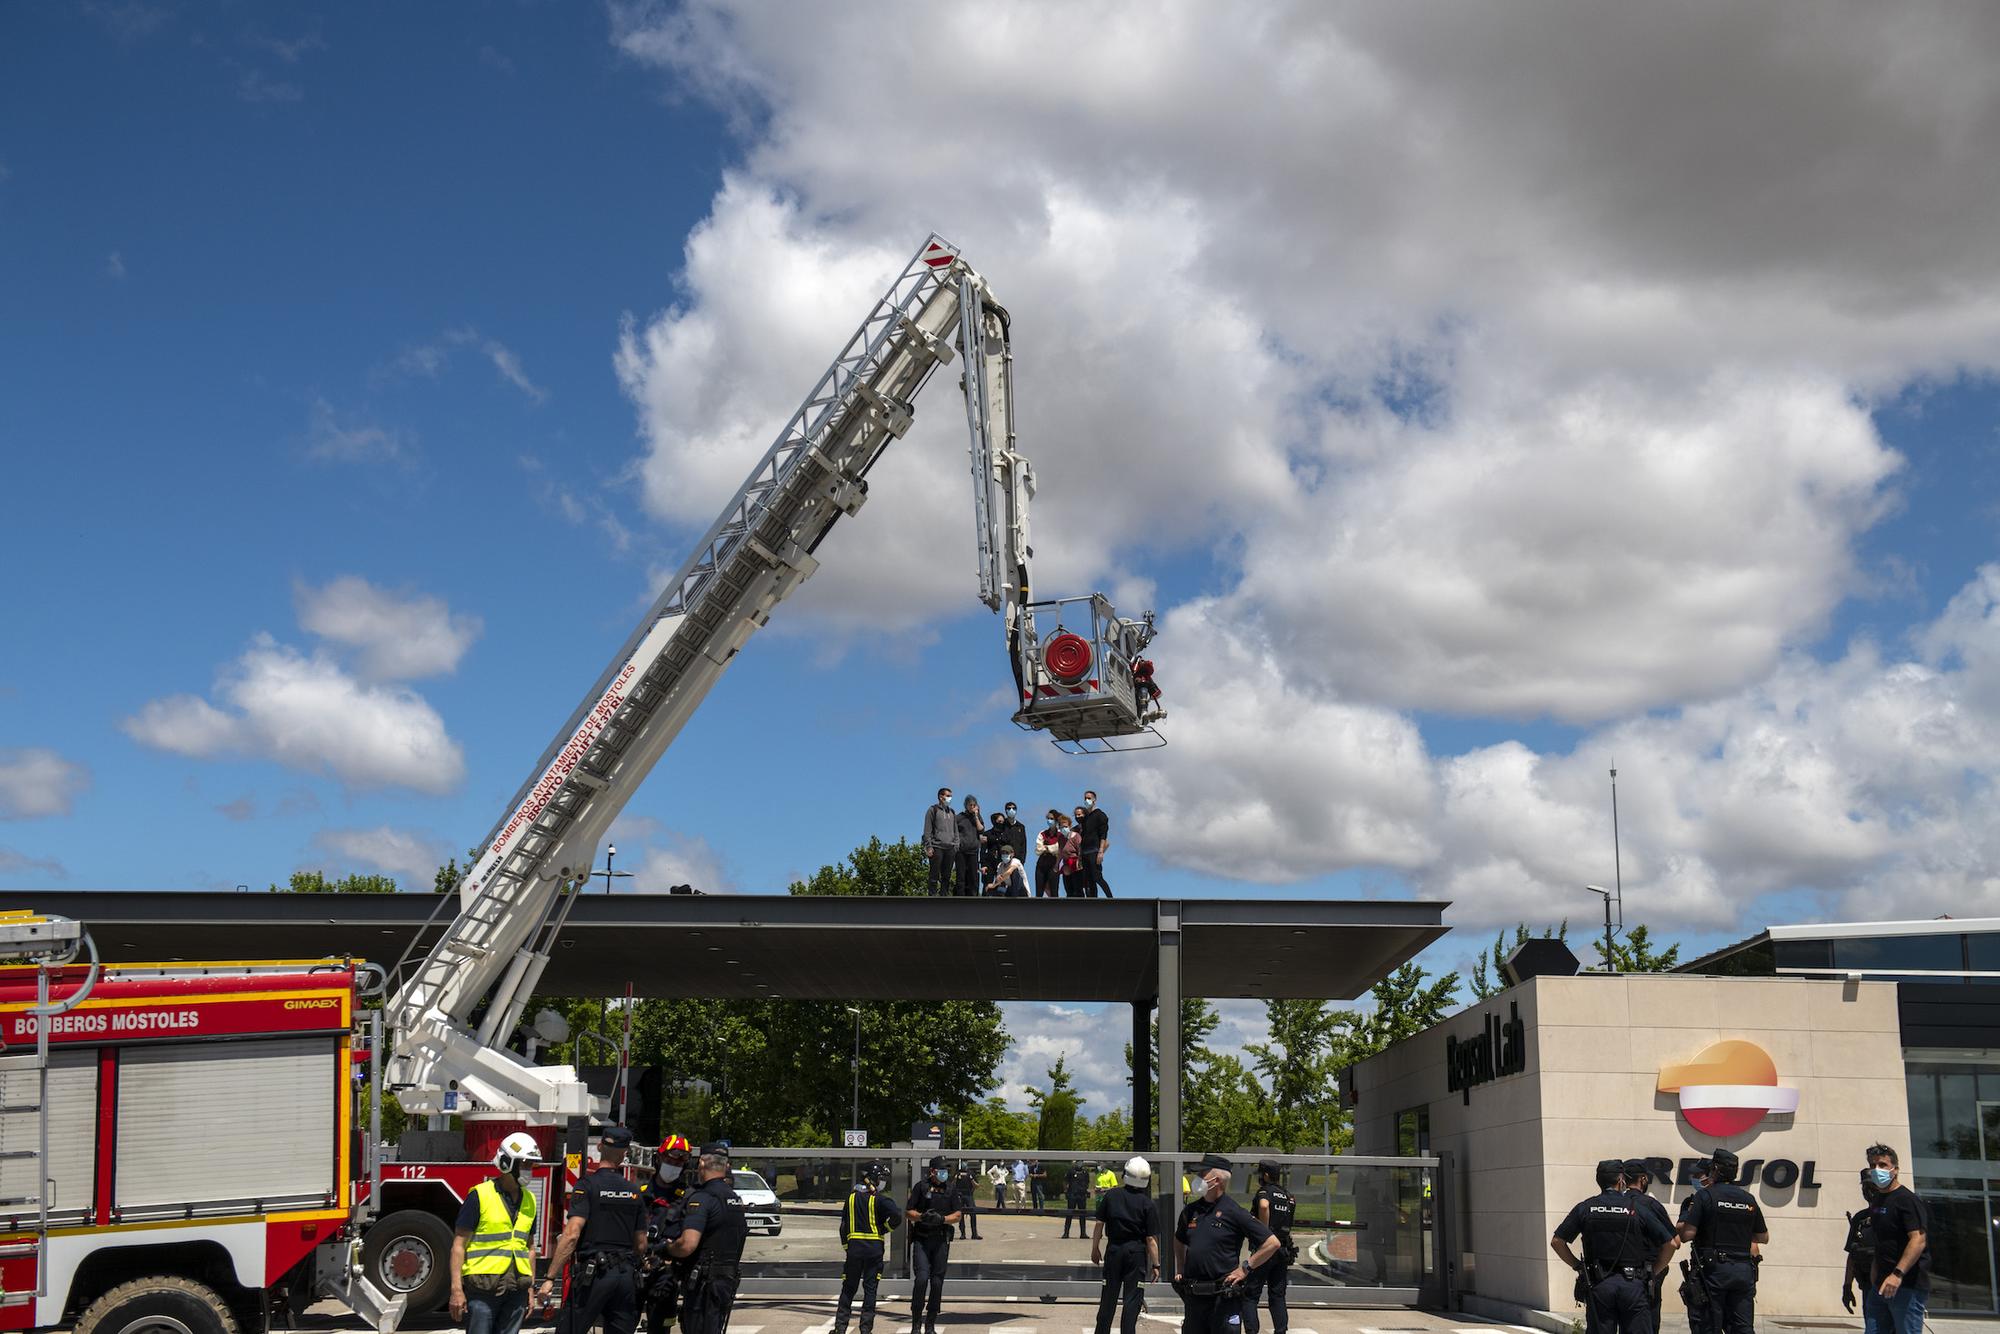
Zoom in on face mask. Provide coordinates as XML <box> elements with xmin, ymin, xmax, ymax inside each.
<box><xmin>1084</xmin><ymin>797</ymin><xmax>1095</xmax><ymax>808</ymax></box>
<box><xmin>1868</xmin><ymin>1167</ymin><xmax>1894</xmax><ymax>1188</ymax></box>
<box><xmin>657</xmin><ymin>1164</ymin><xmax>682</xmax><ymax>1184</ymax></box>
<box><xmin>514</xmin><ymin>1162</ymin><xmax>537</xmax><ymax>1181</ymax></box>
<box><xmin>1005</xmin><ymin>807</ymin><xmax>1016</xmax><ymax>817</ymax></box>
<box><xmin>933</xmin><ymin>1169</ymin><xmax>950</xmax><ymax>1184</ymax></box>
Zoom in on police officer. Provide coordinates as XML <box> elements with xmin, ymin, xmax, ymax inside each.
<box><xmin>1622</xmin><ymin>1159</ymin><xmax>1677</xmax><ymax>1334</ymax></box>
<box><xmin>1092</xmin><ymin>1156</ymin><xmax>1161</xmax><ymax>1334</ymax></box>
<box><xmin>1678</xmin><ymin>1148</ymin><xmax>1767</xmax><ymax>1334</ymax></box>
<box><xmin>1577</xmin><ymin>1161</ymin><xmax>1623</xmax><ymax>1334</ymax></box>
<box><xmin>1552</xmin><ymin>1159</ymin><xmax>1676</xmax><ymax>1334</ymax></box>
<box><xmin>1242</xmin><ymin>1161</ymin><xmax>1297</xmax><ymax>1334</ymax></box>
<box><xmin>666</xmin><ymin>1143</ymin><xmax>749</xmax><ymax>1334</ymax></box>
<box><xmin>954</xmin><ymin>1162</ymin><xmax>983</xmax><ymax>1240</ymax></box>
<box><xmin>639</xmin><ymin>1135</ymin><xmax>695</xmax><ymax>1334</ymax></box>
<box><xmin>1173</xmin><ymin>1153</ymin><xmax>1282</xmax><ymax>1334</ymax></box>
<box><xmin>834</xmin><ymin>1162</ymin><xmax>901</xmax><ymax>1334</ymax></box>
<box><xmin>542</xmin><ymin>1125</ymin><xmax>647</xmax><ymax>1334</ymax></box>
<box><xmin>905</xmin><ymin>1154</ymin><xmax>963</xmax><ymax>1334</ymax></box>
<box><xmin>1063</xmin><ymin>1162</ymin><xmax>1093</xmax><ymax>1241</ymax></box>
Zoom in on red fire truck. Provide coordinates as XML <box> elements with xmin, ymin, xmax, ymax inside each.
<box><xmin>0</xmin><ymin>916</ymin><xmax>558</xmax><ymax>1334</ymax></box>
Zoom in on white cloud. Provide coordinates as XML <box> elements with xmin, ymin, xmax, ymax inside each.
<box><xmin>995</xmin><ymin>1003</ymin><xmax>1136</xmax><ymax>1115</ymax></box>
<box><xmin>123</xmin><ymin>635</ymin><xmax>465</xmax><ymax>794</ymax></box>
<box><xmin>311</xmin><ymin>825</ymin><xmax>451</xmax><ymax>888</ymax></box>
<box><xmin>0</xmin><ymin>847</ymin><xmax>67</xmax><ymax>879</ymax></box>
<box><xmin>304</xmin><ymin>397</ymin><xmax>413</xmax><ymax>466</ymax></box>
<box><xmin>104</xmin><ymin>250</ymin><xmax>126</xmax><ymax>280</ymax></box>
<box><xmin>607</xmin><ymin>815</ymin><xmax>734</xmax><ymax>893</ymax></box>
<box><xmin>238</xmin><ymin>69</ymin><xmax>304</xmax><ymax>104</ymax></box>
<box><xmin>609</xmin><ymin>4</ymin><xmax>2000</xmax><ymax>935</ymax></box>
<box><xmin>385</xmin><ymin>328</ymin><xmax>546</xmax><ymax>403</ymax></box>
<box><xmin>0</xmin><ymin>748</ymin><xmax>91</xmax><ymax>820</ymax></box>
<box><xmin>294</xmin><ymin>575</ymin><xmax>483</xmax><ymax>680</ymax></box>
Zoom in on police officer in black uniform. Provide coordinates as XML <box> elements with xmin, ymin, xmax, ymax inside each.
<box><xmin>1242</xmin><ymin>1161</ymin><xmax>1297</xmax><ymax>1334</ymax></box>
<box><xmin>1064</xmin><ymin>1162</ymin><xmax>1093</xmax><ymax>1240</ymax></box>
<box><xmin>664</xmin><ymin>1143</ymin><xmax>747</xmax><ymax>1334</ymax></box>
<box><xmin>1678</xmin><ymin>1149</ymin><xmax>1768</xmax><ymax>1334</ymax></box>
<box><xmin>543</xmin><ymin>1125</ymin><xmax>647</xmax><ymax>1334</ymax></box>
<box><xmin>1577</xmin><ymin>1161</ymin><xmax>1623</xmax><ymax>1334</ymax></box>
<box><xmin>834</xmin><ymin>1163</ymin><xmax>901</xmax><ymax>1334</ymax></box>
<box><xmin>639</xmin><ymin>1138</ymin><xmax>695</xmax><ymax>1334</ymax></box>
<box><xmin>1173</xmin><ymin>1153</ymin><xmax>1282</xmax><ymax>1334</ymax></box>
<box><xmin>1552</xmin><ymin>1160</ymin><xmax>1676</xmax><ymax>1334</ymax></box>
<box><xmin>1676</xmin><ymin>1158</ymin><xmax>1716</xmax><ymax>1334</ymax></box>
<box><xmin>905</xmin><ymin>1154</ymin><xmax>963</xmax><ymax>1334</ymax></box>
<box><xmin>1623</xmin><ymin>1159</ymin><xmax>1678</xmax><ymax>1334</ymax></box>
<box><xmin>1092</xmin><ymin>1156</ymin><xmax>1161</xmax><ymax>1334</ymax></box>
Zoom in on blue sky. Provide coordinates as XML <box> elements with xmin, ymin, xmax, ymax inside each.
<box><xmin>6</xmin><ymin>3</ymin><xmax>2000</xmax><ymax>1111</ymax></box>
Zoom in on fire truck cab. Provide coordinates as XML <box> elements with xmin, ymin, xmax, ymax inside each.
<box><xmin>0</xmin><ymin>941</ymin><xmax>406</xmax><ymax>1334</ymax></box>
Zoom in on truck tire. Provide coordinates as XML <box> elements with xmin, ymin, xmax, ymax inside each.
<box><xmin>363</xmin><ymin>1209</ymin><xmax>455</xmax><ymax>1315</ymax></box>
<box><xmin>73</xmin><ymin>1275</ymin><xmax>241</xmax><ymax>1334</ymax></box>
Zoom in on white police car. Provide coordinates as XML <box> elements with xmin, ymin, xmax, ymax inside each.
<box><xmin>732</xmin><ymin>1169</ymin><xmax>782</xmax><ymax>1235</ymax></box>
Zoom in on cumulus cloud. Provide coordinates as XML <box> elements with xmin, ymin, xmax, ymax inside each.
<box><xmin>311</xmin><ymin>825</ymin><xmax>452</xmax><ymax>888</ymax></box>
<box><xmin>609</xmin><ymin>3</ymin><xmax>2000</xmax><ymax>933</ymax></box>
<box><xmin>123</xmin><ymin>635</ymin><xmax>465</xmax><ymax>794</ymax></box>
<box><xmin>0</xmin><ymin>748</ymin><xmax>91</xmax><ymax>820</ymax></box>
<box><xmin>294</xmin><ymin>575</ymin><xmax>483</xmax><ymax>680</ymax></box>
<box><xmin>995</xmin><ymin>1003</ymin><xmax>1136</xmax><ymax>1114</ymax></box>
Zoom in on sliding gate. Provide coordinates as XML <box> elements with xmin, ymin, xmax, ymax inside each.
<box><xmin>719</xmin><ymin>1148</ymin><xmax>1453</xmax><ymax>1308</ymax></box>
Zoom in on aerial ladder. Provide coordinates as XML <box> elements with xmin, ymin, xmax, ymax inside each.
<box><xmin>384</xmin><ymin>235</ymin><xmax>1165</xmax><ymax>1123</ymax></box>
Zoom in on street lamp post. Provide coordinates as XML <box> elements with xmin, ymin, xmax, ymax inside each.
<box><xmin>845</xmin><ymin>1005</ymin><xmax>862</xmax><ymax>1138</ymax></box>
<box><xmin>1585</xmin><ymin>884</ymin><xmax>1619</xmax><ymax>971</ymax></box>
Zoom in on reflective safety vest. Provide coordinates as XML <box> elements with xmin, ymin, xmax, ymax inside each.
<box><xmin>845</xmin><ymin>1189</ymin><xmax>885</xmax><ymax>1242</ymax></box>
<box><xmin>463</xmin><ymin>1178</ymin><xmax>537</xmax><ymax>1280</ymax></box>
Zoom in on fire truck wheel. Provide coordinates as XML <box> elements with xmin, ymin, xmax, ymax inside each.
<box><xmin>363</xmin><ymin>1209</ymin><xmax>455</xmax><ymax>1314</ymax></box>
<box><xmin>73</xmin><ymin>1275</ymin><xmax>241</xmax><ymax>1334</ymax></box>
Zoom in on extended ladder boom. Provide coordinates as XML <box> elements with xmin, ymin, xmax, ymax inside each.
<box><xmin>386</xmin><ymin>238</ymin><xmax>971</xmax><ymax>1115</ymax></box>
<box><xmin>386</xmin><ymin>235</ymin><xmax>1163</xmax><ymax>1119</ymax></box>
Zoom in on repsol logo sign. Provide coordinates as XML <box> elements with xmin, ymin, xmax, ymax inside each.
<box><xmin>1640</xmin><ymin>1156</ymin><xmax>1824</xmax><ymax>1192</ymax></box>
<box><xmin>1444</xmin><ymin>1000</ymin><xmax>1527</xmax><ymax>1104</ymax></box>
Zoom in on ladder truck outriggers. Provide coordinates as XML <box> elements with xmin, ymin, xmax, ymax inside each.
<box><xmin>383</xmin><ymin>231</ymin><xmax>1165</xmax><ymax>1138</ymax></box>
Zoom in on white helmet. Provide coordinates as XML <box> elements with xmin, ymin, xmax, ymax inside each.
<box><xmin>494</xmin><ymin>1131</ymin><xmax>543</xmax><ymax>1173</ymax></box>
<box><xmin>1122</xmin><ymin>1156</ymin><xmax>1152</xmax><ymax>1188</ymax></box>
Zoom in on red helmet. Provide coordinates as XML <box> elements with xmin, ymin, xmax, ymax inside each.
<box><xmin>658</xmin><ymin>1133</ymin><xmax>692</xmax><ymax>1162</ymax></box>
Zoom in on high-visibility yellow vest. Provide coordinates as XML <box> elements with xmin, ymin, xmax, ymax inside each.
<box><xmin>462</xmin><ymin>1178</ymin><xmax>537</xmax><ymax>1280</ymax></box>
<box><xmin>1095</xmin><ymin>1170</ymin><xmax>1117</xmax><ymax>1191</ymax></box>
<box><xmin>846</xmin><ymin>1189</ymin><xmax>884</xmax><ymax>1241</ymax></box>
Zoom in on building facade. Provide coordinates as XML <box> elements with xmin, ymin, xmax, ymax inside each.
<box><xmin>1348</xmin><ymin>970</ymin><xmax>1910</xmax><ymax>1318</ymax></box>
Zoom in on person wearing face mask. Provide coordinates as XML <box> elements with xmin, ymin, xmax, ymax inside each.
<box><xmin>1861</xmin><ymin>1145</ymin><xmax>1929</xmax><ymax>1334</ymax></box>
<box><xmin>996</xmin><ymin>802</ymin><xmax>1029</xmax><ymax>866</ymax></box>
<box><xmin>834</xmin><ymin>1163</ymin><xmax>900</xmax><ymax>1334</ymax></box>
<box><xmin>954</xmin><ymin>796</ymin><xmax>985</xmax><ymax>897</ymax></box>
<box><xmin>1675</xmin><ymin>1158</ymin><xmax>1715</xmax><ymax>1334</ymax></box>
<box><xmin>1173</xmin><ymin>1153</ymin><xmax>1281</xmax><ymax>1334</ymax></box>
<box><xmin>1677</xmin><ymin>1149</ymin><xmax>1767</xmax><ymax>1334</ymax></box>
<box><xmin>450</xmin><ymin>1132</ymin><xmax>543</xmax><ymax>1334</ymax></box>
<box><xmin>639</xmin><ymin>1136</ymin><xmax>695</xmax><ymax>1334</ymax></box>
<box><xmin>1078</xmin><ymin>790</ymin><xmax>1113</xmax><ymax>898</ymax></box>
<box><xmin>906</xmin><ymin>1155</ymin><xmax>965</xmax><ymax>1334</ymax></box>
<box><xmin>922</xmin><ymin>788</ymin><xmax>959</xmax><ymax>897</ymax></box>
<box><xmin>543</xmin><ymin>1125</ymin><xmax>645</xmax><ymax>1334</ymax></box>
<box><xmin>1035</xmin><ymin>812</ymin><xmax>1065</xmax><ymax>899</ymax></box>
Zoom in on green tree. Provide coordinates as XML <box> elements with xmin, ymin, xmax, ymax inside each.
<box><xmin>1028</xmin><ymin>1054</ymin><xmax>1087</xmax><ymax>1150</ymax></box>
<box><xmin>1346</xmin><ymin>963</ymin><xmax>1461</xmax><ymax>1062</ymax></box>
<box><xmin>1246</xmin><ymin>999</ymin><xmax>1354</xmax><ymax>1151</ymax></box>
<box><xmin>953</xmin><ymin>1096</ymin><xmax>1037</xmax><ymax>1150</ymax></box>
<box><xmin>1182</xmin><ymin>1052</ymin><xmax>1272</xmax><ymax>1155</ymax></box>
<box><xmin>1073</xmin><ymin>1107</ymin><xmax>1133</xmax><ymax>1154</ymax></box>
<box><xmin>271</xmin><ymin>870</ymin><xmax>399</xmax><ymax>893</ymax></box>
<box><xmin>434</xmin><ymin>857</ymin><xmax>464</xmax><ymax>895</ymax></box>
<box><xmin>787</xmin><ymin>836</ymin><xmax>927</xmax><ymax>897</ymax></box>
<box><xmin>1469</xmin><ymin>921</ymin><xmax>1569</xmax><ymax>998</ymax></box>
<box><xmin>1600</xmin><ymin>923</ymin><xmax>1681</xmax><ymax>973</ymax></box>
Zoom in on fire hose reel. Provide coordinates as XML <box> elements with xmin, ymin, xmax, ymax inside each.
<box><xmin>1043</xmin><ymin>631</ymin><xmax>1093</xmax><ymax>685</ymax></box>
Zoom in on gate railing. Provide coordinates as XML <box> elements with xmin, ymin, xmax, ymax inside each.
<box><xmin>706</xmin><ymin>1147</ymin><xmax>1452</xmax><ymax>1306</ymax></box>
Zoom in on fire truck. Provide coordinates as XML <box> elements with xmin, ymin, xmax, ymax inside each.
<box><xmin>0</xmin><ymin>911</ymin><xmax>417</xmax><ymax>1334</ymax></box>
<box><xmin>2</xmin><ymin>236</ymin><xmax>1166</xmax><ymax>1328</ymax></box>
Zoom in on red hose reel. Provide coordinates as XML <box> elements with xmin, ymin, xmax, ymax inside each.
<box><xmin>1043</xmin><ymin>632</ymin><xmax>1094</xmax><ymax>685</ymax></box>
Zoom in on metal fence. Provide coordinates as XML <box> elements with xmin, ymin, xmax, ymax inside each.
<box><xmin>714</xmin><ymin>1148</ymin><xmax>1453</xmax><ymax>1307</ymax></box>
